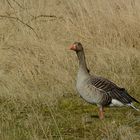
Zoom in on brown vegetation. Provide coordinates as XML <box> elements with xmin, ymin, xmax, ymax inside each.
<box><xmin>0</xmin><ymin>0</ymin><xmax>140</xmax><ymax>139</ymax></box>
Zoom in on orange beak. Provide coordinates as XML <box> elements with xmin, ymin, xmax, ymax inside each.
<box><xmin>69</xmin><ymin>45</ymin><xmax>76</xmax><ymax>51</ymax></box>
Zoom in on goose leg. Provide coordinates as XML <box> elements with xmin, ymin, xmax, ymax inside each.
<box><xmin>99</xmin><ymin>106</ymin><xmax>104</xmax><ymax>120</ymax></box>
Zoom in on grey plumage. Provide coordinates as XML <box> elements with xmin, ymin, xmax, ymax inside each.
<box><xmin>89</xmin><ymin>76</ymin><xmax>139</xmax><ymax>106</ymax></box>
<box><xmin>69</xmin><ymin>42</ymin><xmax>139</xmax><ymax>119</ymax></box>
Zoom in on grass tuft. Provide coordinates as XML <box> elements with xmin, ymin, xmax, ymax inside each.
<box><xmin>0</xmin><ymin>0</ymin><xmax>140</xmax><ymax>139</ymax></box>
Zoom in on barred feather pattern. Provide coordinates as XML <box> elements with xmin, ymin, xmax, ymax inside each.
<box><xmin>90</xmin><ymin>76</ymin><xmax>139</xmax><ymax>106</ymax></box>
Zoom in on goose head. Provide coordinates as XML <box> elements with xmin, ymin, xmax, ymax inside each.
<box><xmin>69</xmin><ymin>42</ymin><xmax>83</xmax><ymax>52</ymax></box>
<box><xmin>69</xmin><ymin>42</ymin><xmax>90</xmax><ymax>73</ymax></box>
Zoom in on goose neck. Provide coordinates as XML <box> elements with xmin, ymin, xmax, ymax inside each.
<box><xmin>76</xmin><ymin>51</ymin><xmax>89</xmax><ymax>74</ymax></box>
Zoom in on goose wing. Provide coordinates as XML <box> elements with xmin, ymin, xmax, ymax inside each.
<box><xmin>90</xmin><ymin>76</ymin><xmax>139</xmax><ymax>106</ymax></box>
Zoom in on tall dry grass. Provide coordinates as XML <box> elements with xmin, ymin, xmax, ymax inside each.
<box><xmin>0</xmin><ymin>0</ymin><xmax>140</xmax><ymax>139</ymax></box>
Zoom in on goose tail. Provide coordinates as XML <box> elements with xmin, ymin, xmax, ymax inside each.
<box><xmin>127</xmin><ymin>103</ymin><xmax>139</xmax><ymax>111</ymax></box>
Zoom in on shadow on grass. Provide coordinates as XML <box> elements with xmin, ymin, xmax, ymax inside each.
<box><xmin>90</xmin><ymin>114</ymin><xmax>111</xmax><ymax>120</ymax></box>
<box><xmin>90</xmin><ymin>114</ymin><xmax>99</xmax><ymax>118</ymax></box>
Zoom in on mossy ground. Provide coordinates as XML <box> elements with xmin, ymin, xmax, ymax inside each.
<box><xmin>0</xmin><ymin>95</ymin><xmax>139</xmax><ymax>140</ymax></box>
<box><xmin>0</xmin><ymin>0</ymin><xmax>140</xmax><ymax>139</ymax></box>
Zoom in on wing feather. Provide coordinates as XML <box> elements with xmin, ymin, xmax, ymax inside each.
<box><xmin>90</xmin><ymin>76</ymin><xmax>139</xmax><ymax>105</ymax></box>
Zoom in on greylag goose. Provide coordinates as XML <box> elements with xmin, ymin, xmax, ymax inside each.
<box><xmin>69</xmin><ymin>42</ymin><xmax>139</xmax><ymax>119</ymax></box>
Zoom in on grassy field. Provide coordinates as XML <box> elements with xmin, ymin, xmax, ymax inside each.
<box><xmin>0</xmin><ymin>0</ymin><xmax>140</xmax><ymax>139</ymax></box>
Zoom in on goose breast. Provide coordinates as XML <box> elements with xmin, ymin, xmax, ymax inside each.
<box><xmin>76</xmin><ymin>77</ymin><xmax>106</xmax><ymax>104</ymax></box>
